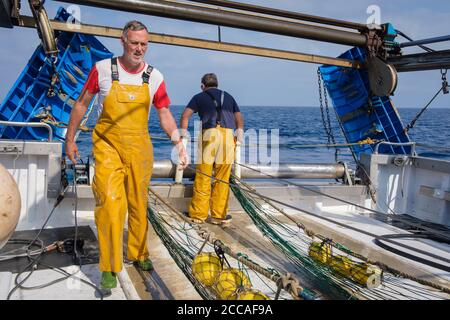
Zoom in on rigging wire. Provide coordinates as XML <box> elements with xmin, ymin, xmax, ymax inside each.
<box><xmin>395</xmin><ymin>31</ymin><xmax>448</xmax><ymax>133</ymax></box>
<box><xmin>403</xmin><ymin>86</ymin><xmax>444</xmax><ymax>133</ymax></box>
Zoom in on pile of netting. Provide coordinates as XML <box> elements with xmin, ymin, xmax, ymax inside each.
<box><xmin>147</xmin><ymin>189</ymin><xmax>314</xmax><ymax>300</ymax></box>
<box><xmin>230</xmin><ymin>176</ymin><xmax>448</xmax><ymax>300</ymax></box>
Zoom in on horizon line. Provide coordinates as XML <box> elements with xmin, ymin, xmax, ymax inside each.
<box><xmin>168</xmin><ymin>105</ymin><xmax>450</xmax><ymax>109</ymax></box>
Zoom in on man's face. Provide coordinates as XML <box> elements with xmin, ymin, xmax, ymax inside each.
<box><xmin>121</xmin><ymin>29</ymin><xmax>148</xmax><ymax>66</ymax></box>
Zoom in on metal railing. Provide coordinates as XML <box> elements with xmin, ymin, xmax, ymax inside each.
<box><xmin>0</xmin><ymin>120</ymin><xmax>53</xmax><ymax>141</ymax></box>
<box><xmin>374</xmin><ymin>141</ymin><xmax>416</xmax><ymax>155</ymax></box>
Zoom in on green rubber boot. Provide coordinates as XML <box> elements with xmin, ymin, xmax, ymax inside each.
<box><xmin>137</xmin><ymin>258</ymin><xmax>153</xmax><ymax>271</ymax></box>
<box><xmin>101</xmin><ymin>272</ymin><xmax>117</xmax><ymax>289</ymax></box>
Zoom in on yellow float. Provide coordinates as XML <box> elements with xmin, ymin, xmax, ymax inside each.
<box><xmin>308</xmin><ymin>242</ymin><xmax>382</xmax><ymax>288</ymax></box>
<box><xmin>215</xmin><ymin>268</ymin><xmax>251</xmax><ymax>300</ymax></box>
<box><xmin>232</xmin><ymin>288</ymin><xmax>270</xmax><ymax>300</ymax></box>
<box><xmin>308</xmin><ymin>241</ymin><xmax>332</xmax><ymax>264</ymax></box>
<box><xmin>192</xmin><ymin>253</ymin><xmax>223</xmax><ymax>286</ymax></box>
<box><xmin>0</xmin><ymin>163</ymin><xmax>21</xmax><ymax>250</ymax></box>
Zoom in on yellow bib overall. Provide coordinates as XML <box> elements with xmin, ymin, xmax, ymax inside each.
<box><xmin>92</xmin><ymin>58</ymin><xmax>153</xmax><ymax>272</ymax></box>
<box><xmin>188</xmin><ymin>125</ymin><xmax>235</xmax><ymax>222</ymax></box>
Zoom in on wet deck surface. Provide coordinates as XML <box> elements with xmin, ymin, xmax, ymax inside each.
<box><xmin>1</xmin><ymin>264</ymin><xmax>127</xmax><ymax>300</ymax></box>
<box><xmin>145</xmin><ymin>223</ymin><xmax>202</xmax><ymax>300</ymax></box>
<box><xmin>4</xmin><ymin>184</ymin><xmax>448</xmax><ymax>300</ymax></box>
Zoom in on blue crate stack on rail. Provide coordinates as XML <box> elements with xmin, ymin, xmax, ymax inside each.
<box><xmin>319</xmin><ymin>47</ymin><xmax>411</xmax><ymax>159</ymax></box>
<box><xmin>0</xmin><ymin>7</ymin><xmax>112</xmax><ymax>142</ymax></box>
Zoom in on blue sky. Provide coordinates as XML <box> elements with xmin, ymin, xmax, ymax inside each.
<box><xmin>0</xmin><ymin>0</ymin><xmax>449</xmax><ymax>108</ymax></box>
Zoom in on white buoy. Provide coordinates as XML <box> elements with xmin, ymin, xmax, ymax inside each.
<box><xmin>0</xmin><ymin>163</ymin><xmax>21</xmax><ymax>250</ymax></box>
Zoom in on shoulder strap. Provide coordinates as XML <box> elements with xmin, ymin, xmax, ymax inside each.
<box><xmin>204</xmin><ymin>89</ymin><xmax>223</xmax><ymax>125</ymax></box>
<box><xmin>142</xmin><ymin>65</ymin><xmax>153</xmax><ymax>84</ymax></box>
<box><xmin>204</xmin><ymin>90</ymin><xmax>219</xmax><ymax>107</ymax></box>
<box><xmin>220</xmin><ymin>91</ymin><xmax>225</xmax><ymax>108</ymax></box>
<box><xmin>111</xmin><ymin>57</ymin><xmax>119</xmax><ymax>81</ymax></box>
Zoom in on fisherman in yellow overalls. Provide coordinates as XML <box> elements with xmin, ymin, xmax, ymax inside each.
<box><xmin>180</xmin><ymin>73</ymin><xmax>244</xmax><ymax>225</ymax></box>
<box><xmin>65</xmin><ymin>21</ymin><xmax>187</xmax><ymax>289</ymax></box>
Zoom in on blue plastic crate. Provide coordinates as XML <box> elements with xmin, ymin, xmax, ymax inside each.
<box><xmin>0</xmin><ymin>7</ymin><xmax>112</xmax><ymax>142</ymax></box>
<box><xmin>319</xmin><ymin>47</ymin><xmax>411</xmax><ymax>159</ymax></box>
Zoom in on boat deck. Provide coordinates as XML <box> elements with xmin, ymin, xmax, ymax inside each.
<box><xmin>146</xmin><ymin>183</ymin><xmax>450</xmax><ymax>300</ymax></box>
<box><xmin>0</xmin><ymin>264</ymin><xmax>129</xmax><ymax>300</ymax></box>
<box><xmin>1</xmin><ymin>182</ymin><xmax>449</xmax><ymax>300</ymax></box>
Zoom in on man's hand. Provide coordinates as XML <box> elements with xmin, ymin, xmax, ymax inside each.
<box><xmin>235</xmin><ymin>128</ymin><xmax>244</xmax><ymax>145</ymax></box>
<box><xmin>65</xmin><ymin>140</ymin><xmax>79</xmax><ymax>164</ymax></box>
<box><xmin>176</xmin><ymin>140</ymin><xmax>189</xmax><ymax>170</ymax></box>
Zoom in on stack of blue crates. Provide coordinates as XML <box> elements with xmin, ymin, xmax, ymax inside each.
<box><xmin>0</xmin><ymin>7</ymin><xmax>112</xmax><ymax>142</ymax></box>
<box><xmin>319</xmin><ymin>47</ymin><xmax>411</xmax><ymax>159</ymax></box>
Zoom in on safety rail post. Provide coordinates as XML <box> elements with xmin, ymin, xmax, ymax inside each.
<box><xmin>234</xmin><ymin>141</ymin><xmax>241</xmax><ymax>179</ymax></box>
<box><xmin>174</xmin><ymin>137</ymin><xmax>187</xmax><ymax>183</ymax></box>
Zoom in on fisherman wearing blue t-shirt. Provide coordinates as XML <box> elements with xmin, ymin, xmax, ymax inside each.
<box><xmin>180</xmin><ymin>73</ymin><xmax>244</xmax><ymax>225</ymax></box>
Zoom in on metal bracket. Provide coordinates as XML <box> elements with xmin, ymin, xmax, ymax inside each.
<box><xmin>28</xmin><ymin>0</ymin><xmax>58</xmax><ymax>55</ymax></box>
<box><xmin>365</xmin><ymin>29</ymin><xmax>384</xmax><ymax>59</ymax></box>
<box><xmin>339</xmin><ymin>161</ymin><xmax>354</xmax><ymax>186</ymax></box>
<box><xmin>441</xmin><ymin>69</ymin><xmax>449</xmax><ymax>94</ymax></box>
<box><xmin>420</xmin><ymin>185</ymin><xmax>450</xmax><ymax>202</ymax></box>
<box><xmin>0</xmin><ymin>144</ymin><xmax>23</xmax><ymax>155</ymax></box>
<box><xmin>10</xmin><ymin>0</ymin><xmax>21</xmax><ymax>20</ymax></box>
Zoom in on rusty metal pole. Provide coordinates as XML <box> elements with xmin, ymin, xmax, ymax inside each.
<box><xmin>186</xmin><ymin>0</ymin><xmax>367</xmax><ymax>31</ymax></box>
<box><xmin>56</xmin><ymin>0</ymin><xmax>367</xmax><ymax>47</ymax></box>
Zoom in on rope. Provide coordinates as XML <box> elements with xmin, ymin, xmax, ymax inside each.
<box><xmin>183</xmin><ymin>164</ymin><xmax>450</xmax><ymax>295</ymax></box>
<box><xmin>147</xmin><ymin>197</ymin><xmax>215</xmax><ymax>299</ymax></box>
<box><xmin>188</xmin><ymin>163</ymin><xmax>450</xmax><ymax>252</ymax></box>
<box><xmin>404</xmin><ymin>86</ymin><xmax>443</xmax><ymax>133</ymax></box>
<box><xmin>236</xmin><ymin>177</ymin><xmax>362</xmax><ymax>260</ymax></box>
<box><xmin>186</xmin><ymin>167</ymin><xmax>363</xmax><ymax>298</ymax></box>
<box><xmin>150</xmin><ymin>133</ymin><xmax>379</xmax><ymax>149</ymax></box>
<box><xmin>147</xmin><ymin>188</ymin><xmax>312</xmax><ymax>300</ymax></box>
<box><xmin>230</xmin><ymin>177</ymin><xmax>374</xmax><ymax>299</ymax></box>
<box><xmin>231</xmin><ymin>175</ymin><xmax>450</xmax><ymax>295</ymax></box>
<box><xmin>235</xmin><ymin>161</ymin><xmax>450</xmax><ymax>242</ymax></box>
<box><xmin>276</xmin><ymin>273</ymin><xmax>300</xmax><ymax>298</ymax></box>
<box><xmin>41</xmin><ymin>118</ymin><xmax>92</xmax><ymax>132</ymax></box>
<box><xmin>280</xmin><ymin>139</ymin><xmax>379</xmax><ymax>149</ymax></box>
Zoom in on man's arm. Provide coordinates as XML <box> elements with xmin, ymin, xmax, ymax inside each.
<box><xmin>234</xmin><ymin>112</ymin><xmax>244</xmax><ymax>130</ymax></box>
<box><xmin>156</xmin><ymin>107</ymin><xmax>188</xmax><ymax>169</ymax></box>
<box><xmin>65</xmin><ymin>88</ymin><xmax>95</xmax><ymax>163</ymax></box>
<box><xmin>180</xmin><ymin>107</ymin><xmax>194</xmax><ymax>136</ymax></box>
<box><xmin>234</xmin><ymin>111</ymin><xmax>244</xmax><ymax>144</ymax></box>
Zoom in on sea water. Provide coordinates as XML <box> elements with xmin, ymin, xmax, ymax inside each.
<box><xmin>76</xmin><ymin>106</ymin><xmax>450</xmax><ymax>166</ymax></box>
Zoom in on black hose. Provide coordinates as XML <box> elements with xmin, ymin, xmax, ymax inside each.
<box><xmin>374</xmin><ymin>233</ymin><xmax>450</xmax><ymax>272</ymax></box>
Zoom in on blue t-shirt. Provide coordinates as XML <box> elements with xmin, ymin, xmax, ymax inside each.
<box><xmin>186</xmin><ymin>88</ymin><xmax>240</xmax><ymax>129</ymax></box>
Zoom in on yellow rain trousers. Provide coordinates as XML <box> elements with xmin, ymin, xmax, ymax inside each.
<box><xmin>189</xmin><ymin>125</ymin><xmax>235</xmax><ymax>221</ymax></box>
<box><xmin>92</xmin><ymin>79</ymin><xmax>153</xmax><ymax>273</ymax></box>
